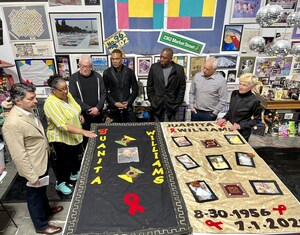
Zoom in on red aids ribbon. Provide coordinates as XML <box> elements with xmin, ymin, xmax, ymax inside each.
<box><xmin>98</xmin><ymin>128</ymin><xmax>108</xmax><ymax>135</ymax></box>
<box><xmin>273</xmin><ymin>204</ymin><xmax>287</xmax><ymax>215</ymax></box>
<box><xmin>124</xmin><ymin>193</ymin><xmax>145</xmax><ymax>216</ymax></box>
<box><xmin>205</xmin><ymin>220</ymin><xmax>223</xmax><ymax>231</ymax></box>
<box><xmin>170</xmin><ymin>128</ymin><xmax>176</xmax><ymax>133</ymax></box>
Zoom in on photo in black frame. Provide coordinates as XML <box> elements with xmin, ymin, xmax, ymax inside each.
<box><xmin>206</xmin><ymin>155</ymin><xmax>231</xmax><ymax>171</ymax></box>
<box><xmin>85</xmin><ymin>0</ymin><xmax>100</xmax><ymax>5</ymax></box>
<box><xmin>224</xmin><ymin>134</ymin><xmax>245</xmax><ymax>145</ymax></box>
<box><xmin>186</xmin><ymin>180</ymin><xmax>218</xmax><ymax>203</ymax></box>
<box><xmin>175</xmin><ymin>154</ymin><xmax>200</xmax><ymax>170</ymax></box>
<box><xmin>235</xmin><ymin>152</ymin><xmax>255</xmax><ymax>167</ymax></box>
<box><xmin>249</xmin><ymin>180</ymin><xmax>283</xmax><ymax>195</ymax></box>
<box><xmin>55</xmin><ymin>55</ymin><xmax>71</xmax><ymax>80</ymax></box>
<box><xmin>172</xmin><ymin>136</ymin><xmax>192</xmax><ymax>147</ymax></box>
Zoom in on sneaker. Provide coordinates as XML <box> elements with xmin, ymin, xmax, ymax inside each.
<box><xmin>56</xmin><ymin>182</ymin><xmax>72</xmax><ymax>195</ymax></box>
<box><xmin>70</xmin><ymin>171</ymin><xmax>79</xmax><ymax>181</ymax></box>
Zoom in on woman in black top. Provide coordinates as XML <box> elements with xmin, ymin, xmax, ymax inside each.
<box><xmin>217</xmin><ymin>73</ymin><xmax>261</xmax><ymax>141</ymax></box>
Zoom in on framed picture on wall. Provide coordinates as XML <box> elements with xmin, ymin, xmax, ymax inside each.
<box><xmin>85</xmin><ymin>0</ymin><xmax>100</xmax><ymax>5</ymax></box>
<box><xmin>55</xmin><ymin>55</ymin><xmax>71</xmax><ymax>80</ymax></box>
<box><xmin>173</xmin><ymin>55</ymin><xmax>188</xmax><ymax>75</ymax></box>
<box><xmin>189</xmin><ymin>56</ymin><xmax>206</xmax><ymax>79</ymax></box>
<box><xmin>123</xmin><ymin>57</ymin><xmax>135</xmax><ymax>71</ymax></box>
<box><xmin>3</xmin><ymin>5</ymin><xmax>50</xmax><ymax>42</ymax></box>
<box><xmin>211</xmin><ymin>55</ymin><xmax>238</xmax><ymax>70</ymax></box>
<box><xmin>91</xmin><ymin>55</ymin><xmax>108</xmax><ymax>76</ymax></box>
<box><xmin>238</xmin><ymin>56</ymin><xmax>256</xmax><ymax>77</ymax></box>
<box><xmin>230</xmin><ymin>0</ymin><xmax>263</xmax><ymax>23</ymax></box>
<box><xmin>49</xmin><ymin>0</ymin><xmax>81</xmax><ymax>5</ymax></box>
<box><xmin>49</xmin><ymin>13</ymin><xmax>104</xmax><ymax>53</ymax></box>
<box><xmin>15</xmin><ymin>59</ymin><xmax>56</xmax><ymax>86</ymax></box>
<box><xmin>221</xmin><ymin>25</ymin><xmax>243</xmax><ymax>51</ymax></box>
<box><xmin>137</xmin><ymin>57</ymin><xmax>152</xmax><ymax>77</ymax></box>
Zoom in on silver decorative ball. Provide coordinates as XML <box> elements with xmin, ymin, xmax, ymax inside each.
<box><xmin>256</xmin><ymin>6</ymin><xmax>272</xmax><ymax>27</ymax></box>
<box><xmin>249</xmin><ymin>36</ymin><xmax>265</xmax><ymax>52</ymax></box>
<box><xmin>267</xmin><ymin>5</ymin><xmax>283</xmax><ymax>24</ymax></box>
<box><xmin>287</xmin><ymin>12</ymin><xmax>299</xmax><ymax>27</ymax></box>
<box><xmin>291</xmin><ymin>44</ymin><xmax>300</xmax><ymax>57</ymax></box>
<box><xmin>272</xmin><ymin>40</ymin><xmax>291</xmax><ymax>57</ymax></box>
<box><xmin>295</xmin><ymin>12</ymin><xmax>300</xmax><ymax>28</ymax></box>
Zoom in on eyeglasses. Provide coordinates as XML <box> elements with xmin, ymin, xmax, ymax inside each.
<box><xmin>55</xmin><ymin>85</ymin><xmax>69</xmax><ymax>92</ymax></box>
<box><xmin>79</xmin><ymin>64</ymin><xmax>92</xmax><ymax>69</ymax></box>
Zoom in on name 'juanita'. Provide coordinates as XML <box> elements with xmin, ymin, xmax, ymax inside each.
<box><xmin>167</xmin><ymin>122</ymin><xmax>229</xmax><ymax>132</ymax></box>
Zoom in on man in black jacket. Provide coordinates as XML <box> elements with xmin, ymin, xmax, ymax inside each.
<box><xmin>147</xmin><ymin>47</ymin><xmax>186</xmax><ymax>122</ymax></box>
<box><xmin>103</xmin><ymin>49</ymin><xmax>138</xmax><ymax>122</ymax></box>
<box><xmin>69</xmin><ymin>54</ymin><xmax>106</xmax><ymax>146</ymax></box>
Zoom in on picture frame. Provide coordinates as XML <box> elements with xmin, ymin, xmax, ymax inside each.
<box><xmin>172</xmin><ymin>136</ymin><xmax>192</xmax><ymax>147</ymax></box>
<box><xmin>235</xmin><ymin>152</ymin><xmax>256</xmax><ymax>167</ymax></box>
<box><xmin>224</xmin><ymin>134</ymin><xmax>245</xmax><ymax>145</ymax></box>
<box><xmin>230</xmin><ymin>0</ymin><xmax>263</xmax><ymax>23</ymax></box>
<box><xmin>49</xmin><ymin>0</ymin><xmax>81</xmax><ymax>5</ymax></box>
<box><xmin>237</xmin><ymin>56</ymin><xmax>256</xmax><ymax>77</ymax></box>
<box><xmin>117</xmin><ymin>147</ymin><xmax>139</xmax><ymax>164</ymax></box>
<box><xmin>3</xmin><ymin>5</ymin><xmax>50</xmax><ymax>42</ymax></box>
<box><xmin>123</xmin><ymin>57</ymin><xmax>135</xmax><ymax>71</ymax></box>
<box><xmin>265</xmin><ymin>0</ymin><xmax>297</xmax><ymax>10</ymax></box>
<box><xmin>137</xmin><ymin>57</ymin><xmax>152</xmax><ymax>77</ymax></box>
<box><xmin>221</xmin><ymin>25</ymin><xmax>243</xmax><ymax>51</ymax></box>
<box><xmin>211</xmin><ymin>55</ymin><xmax>238</xmax><ymax>70</ymax></box>
<box><xmin>249</xmin><ymin>180</ymin><xmax>283</xmax><ymax>195</ymax></box>
<box><xmin>227</xmin><ymin>70</ymin><xmax>237</xmax><ymax>83</ymax></box>
<box><xmin>173</xmin><ymin>55</ymin><xmax>188</xmax><ymax>75</ymax></box>
<box><xmin>255</xmin><ymin>57</ymin><xmax>293</xmax><ymax>78</ymax></box>
<box><xmin>91</xmin><ymin>55</ymin><xmax>108</xmax><ymax>76</ymax></box>
<box><xmin>55</xmin><ymin>55</ymin><xmax>71</xmax><ymax>80</ymax></box>
<box><xmin>15</xmin><ymin>59</ymin><xmax>55</xmax><ymax>86</ymax></box>
<box><xmin>85</xmin><ymin>0</ymin><xmax>100</xmax><ymax>5</ymax></box>
<box><xmin>219</xmin><ymin>183</ymin><xmax>249</xmax><ymax>198</ymax></box>
<box><xmin>154</xmin><ymin>56</ymin><xmax>160</xmax><ymax>63</ymax></box>
<box><xmin>49</xmin><ymin>13</ymin><xmax>104</xmax><ymax>53</ymax></box>
<box><xmin>216</xmin><ymin>70</ymin><xmax>227</xmax><ymax>79</ymax></box>
<box><xmin>186</xmin><ymin>180</ymin><xmax>218</xmax><ymax>203</ymax></box>
<box><xmin>201</xmin><ymin>139</ymin><xmax>221</xmax><ymax>148</ymax></box>
<box><xmin>175</xmin><ymin>154</ymin><xmax>200</xmax><ymax>170</ymax></box>
<box><xmin>206</xmin><ymin>155</ymin><xmax>231</xmax><ymax>171</ymax></box>
<box><xmin>189</xmin><ymin>56</ymin><xmax>206</xmax><ymax>79</ymax></box>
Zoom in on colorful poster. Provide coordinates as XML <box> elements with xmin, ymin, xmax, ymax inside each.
<box><xmin>102</xmin><ymin>0</ymin><xmax>227</xmax><ymax>54</ymax></box>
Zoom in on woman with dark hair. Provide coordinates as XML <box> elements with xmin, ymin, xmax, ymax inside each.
<box><xmin>44</xmin><ymin>75</ymin><xmax>97</xmax><ymax>195</ymax></box>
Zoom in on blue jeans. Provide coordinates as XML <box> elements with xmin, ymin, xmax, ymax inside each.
<box><xmin>191</xmin><ymin>111</ymin><xmax>217</xmax><ymax>121</ymax></box>
<box><xmin>26</xmin><ymin>184</ymin><xmax>51</xmax><ymax>230</ymax></box>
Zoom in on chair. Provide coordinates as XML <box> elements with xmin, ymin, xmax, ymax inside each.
<box><xmin>0</xmin><ymin>171</ymin><xmax>18</xmax><ymax>232</ymax></box>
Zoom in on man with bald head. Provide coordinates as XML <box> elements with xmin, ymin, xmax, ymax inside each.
<box><xmin>189</xmin><ymin>57</ymin><xmax>227</xmax><ymax>121</ymax></box>
<box><xmin>69</xmin><ymin>54</ymin><xmax>106</xmax><ymax>147</ymax></box>
<box><xmin>147</xmin><ymin>47</ymin><xmax>186</xmax><ymax>122</ymax></box>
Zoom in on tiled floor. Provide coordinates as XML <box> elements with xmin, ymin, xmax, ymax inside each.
<box><xmin>0</xmin><ymin>163</ymin><xmax>70</xmax><ymax>235</ymax></box>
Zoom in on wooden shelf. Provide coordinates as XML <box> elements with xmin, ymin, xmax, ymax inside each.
<box><xmin>256</xmin><ymin>94</ymin><xmax>300</xmax><ymax>110</ymax></box>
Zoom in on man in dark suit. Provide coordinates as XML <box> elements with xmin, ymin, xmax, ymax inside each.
<box><xmin>3</xmin><ymin>83</ymin><xmax>63</xmax><ymax>234</ymax></box>
<box><xmin>147</xmin><ymin>47</ymin><xmax>186</xmax><ymax>121</ymax></box>
<box><xmin>103</xmin><ymin>49</ymin><xmax>138</xmax><ymax>122</ymax></box>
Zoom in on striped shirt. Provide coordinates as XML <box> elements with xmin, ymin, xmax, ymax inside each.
<box><xmin>44</xmin><ymin>93</ymin><xmax>83</xmax><ymax>145</ymax></box>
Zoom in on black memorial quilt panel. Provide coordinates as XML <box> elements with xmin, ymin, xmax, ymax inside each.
<box><xmin>64</xmin><ymin>123</ymin><xmax>191</xmax><ymax>235</ymax></box>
